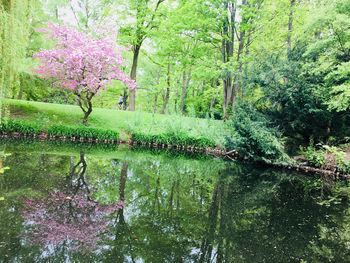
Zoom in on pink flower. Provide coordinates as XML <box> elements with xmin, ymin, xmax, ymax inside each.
<box><xmin>33</xmin><ymin>23</ymin><xmax>136</xmax><ymax>94</ymax></box>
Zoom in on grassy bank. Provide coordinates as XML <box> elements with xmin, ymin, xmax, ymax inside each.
<box><xmin>0</xmin><ymin>99</ymin><xmax>227</xmax><ymax>148</ymax></box>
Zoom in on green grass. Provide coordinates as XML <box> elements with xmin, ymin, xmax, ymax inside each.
<box><xmin>1</xmin><ymin>99</ymin><xmax>227</xmax><ymax>147</ymax></box>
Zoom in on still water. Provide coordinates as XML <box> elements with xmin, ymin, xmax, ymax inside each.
<box><xmin>0</xmin><ymin>140</ymin><xmax>350</xmax><ymax>263</ymax></box>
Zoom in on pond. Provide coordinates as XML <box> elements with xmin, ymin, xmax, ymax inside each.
<box><xmin>0</xmin><ymin>140</ymin><xmax>349</xmax><ymax>263</ymax></box>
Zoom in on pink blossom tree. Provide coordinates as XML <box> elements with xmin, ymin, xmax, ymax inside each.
<box><xmin>34</xmin><ymin>23</ymin><xmax>136</xmax><ymax>124</ymax></box>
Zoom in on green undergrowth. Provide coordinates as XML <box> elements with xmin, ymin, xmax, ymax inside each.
<box><xmin>0</xmin><ymin>119</ymin><xmax>119</xmax><ymax>141</ymax></box>
<box><xmin>131</xmin><ymin>131</ymin><xmax>216</xmax><ymax>148</ymax></box>
<box><xmin>0</xmin><ymin>119</ymin><xmax>41</xmax><ymax>135</ymax></box>
<box><xmin>47</xmin><ymin>125</ymin><xmax>119</xmax><ymax>141</ymax></box>
<box><xmin>225</xmin><ymin>102</ymin><xmax>291</xmax><ymax>165</ymax></box>
<box><xmin>1</xmin><ymin>99</ymin><xmax>226</xmax><ymax>149</ymax></box>
<box><xmin>302</xmin><ymin>144</ymin><xmax>350</xmax><ymax>174</ymax></box>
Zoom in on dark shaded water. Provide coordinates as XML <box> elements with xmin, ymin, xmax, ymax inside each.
<box><xmin>0</xmin><ymin>141</ymin><xmax>350</xmax><ymax>263</ymax></box>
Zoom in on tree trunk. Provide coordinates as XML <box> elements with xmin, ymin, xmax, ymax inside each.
<box><xmin>82</xmin><ymin>106</ymin><xmax>92</xmax><ymax>125</ymax></box>
<box><xmin>222</xmin><ymin>1</ymin><xmax>236</xmax><ymax>119</ymax></box>
<box><xmin>285</xmin><ymin>0</ymin><xmax>296</xmax><ymax>85</ymax></box>
<box><xmin>161</xmin><ymin>63</ymin><xmax>171</xmax><ymax>114</ymax></box>
<box><xmin>232</xmin><ymin>18</ymin><xmax>246</xmax><ymax>104</ymax></box>
<box><xmin>17</xmin><ymin>84</ymin><xmax>23</xmax><ymax>100</ymax></box>
<box><xmin>153</xmin><ymin>93</ymin><xmax>158</xmax><ymax>113</ymax></box>
<box><xmin>180</xmin><ymin>69</ymin><xmax>191</xmax><ymax>114</ymax></box>
<box><xmin>210</xmin><ymin>80</ymin><xmax>219</xmax><ymax>117</ymax></box>
<box><xmin>77</xmin><ymin>92</ymin><xmax>93</xmax><ymax>125</ymax></box>
<box><xmin>222</xmin><ymin>12</ymin><xmax>229</xmax><ymax>118</ymax></box>
<box><xmin>129</xmin><ymin>45</ymin><xmax>141</xmax><ymax>111</ymax></box>
<box><xmin>287</xmin><ymin>0</ymin><xmax>296</xmax><ymax>56</ymax></box>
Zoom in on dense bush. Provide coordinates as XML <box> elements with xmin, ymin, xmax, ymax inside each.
<box><xmin>131</xmin><ymin>131</ymin><xmax>216</xmax><ymax>148</ymax></box>
<box><xmin>302</xmin><ymin>145</ymin><xmax>326</xmax><ymax>168</ymax></box>
<box><xmin>249</xmin><ymin>44</ymin><xmax>350</xmax><ymax>143</ymax></box>
<box><xmin>0</xmin><ymin>119</ymin><xmax>41</xmax><ymax>135</ymax></box>
<box><xmin>0</xmin><ymin>120</ymin><xmax>119</xmax><ymax>141</ymax></box>
<box><xmin>47</xmin><ymin>125</ymin><xmax>119</xmax><ymax>141</ymax></box>
<box><xmin>302</xmin><ymin>145</ymin><xmax>350</xmax><ymax>173</ymax></box>
<box><xmin>225</xmin><ymin>102</ymin><xmax>290</xmax><ymax>164</ymax></box>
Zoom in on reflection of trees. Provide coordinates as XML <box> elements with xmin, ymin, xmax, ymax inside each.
<box><xmin>3</xmin><ymin>147</ymin><xmax>350</xmax><ymax>262</ymax></box>
<box><xmin>67</xmin><ymin>152</ymin><xmax>91</xmax><ymax>200</ymax></box>
<box><xmin>196</xmin><ymin>167</ymin><xmax>350</xmax><ymax>263</ymax></box>
<box><xmin>101</xmin><ymin>158</ymin><xmax>217</xmax><ymax>262</ymax></box>
<box><xmin>22</xmin><ymin>152</ymin><xmax>123</xmax><ymax>255</ymax></box>
<box><xmin>106</xmin><ymin>161</ymin><xmax>138</xmax><ymax>263</ymax></box>
<box><xmin>0</xmin><ymin>151</ymin><xmax>71</xmax><ymax>261</ymax></box>
<box><xmin>0</xmin><ymin>150</ymin><xmax>8</xmax><ymax>189</ymax></box>
<box><xmin>199</xmin><ymin>176</ymin><xmax>222</xmax><ymax>262</ymax></box>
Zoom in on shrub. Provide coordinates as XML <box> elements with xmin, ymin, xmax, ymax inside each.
<box><xmin>323</xmin><ymin>145</ymin><xmax>350</xmax><ymax>173</ymax></box>
<box><xmin>302</xmin><ymin>144</ymin><xmax>350</xmax><ymax>173</ymax></box>
<box><xmin>131</xmin><ymin>131</ymin><xmax>216</xmax><ymax>148</ymax></box>
<box><xmin>302</xmin><ymin>145</ymin><xmax>326</xmax><ymax>167</ymax></box>
<box><xmin>47</xmin><ymin>125</ymin><xmax>119</xmax><ymax>141</ymax></box>
<box><xmin>225</xmin><ymin>102</ymin><xmax>290</xmax><ymax>164</ymax></box>
<box><xmin>0</xmin><ymin>119</ymin><xmax>41</xmax><ymax>135</ymax></box>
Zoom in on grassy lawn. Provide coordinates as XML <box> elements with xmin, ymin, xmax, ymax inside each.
<box><xmin>1</xmin><ymin>99</ymin><xmax>227</xmax><ymax>146</ymax></box>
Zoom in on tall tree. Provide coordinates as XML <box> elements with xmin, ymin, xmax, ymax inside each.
<box><xmin>119</xmin><ymin>0</ymin><xmax>166</xmax><ymax>111</ymax></box>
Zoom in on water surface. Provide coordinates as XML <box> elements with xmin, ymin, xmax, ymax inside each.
<box><xmin>0</xmin><ymin>141</ymin><xmax>349</xmax><ymax>262</ymax></box>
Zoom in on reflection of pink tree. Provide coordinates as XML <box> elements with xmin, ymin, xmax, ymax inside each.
<box><xmin>23</xmin><ymin>192</ymin><xmax>124</xmax><ymax>251</ymax></box>
<box><xmin>22</xmin><ymin>153</ymin><xmax>124</xmax><ymax>251</ymax></box>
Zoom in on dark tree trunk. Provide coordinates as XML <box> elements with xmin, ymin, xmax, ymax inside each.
<box><xmin>222</xmin><ymin>1</ymin><xmax>236</xmax><ymax>119</ymax></box>
<box><xmin>180</xmin><ymin>70</ymin><xmax>191</xmax><ymax>114</ymax></box>
<box><xmin>232</xmin><ymin>13</ymin><xmax>246</xmax><ymax>104</ymax></box>
<box><xmin>161</xmin><ymin>63</ymin><xmax>171</xmax><ymax>114</ymax></box>
<box><xmin>153</xmin><ymin>92</ymin><xmax>158</xmax><ymax>113</ymax></box>
<box><xmin>82</xmin><ymin>106</ymin><xmax>92</xmax><ymax>125</ymax></box>
<box><xmin>76</xmin><ymin>91</ymin><xmax>94</xmax><ymax>125</ymax></box>
<box><xmin>81</xmin><ymin>97</ymin><xmax>93</xmax><ymax>125</ymax></box>
<box><xmin>210</xmin><ymin>80</ymin><xmax>219</xmax><ymax>117</ymax></box>
<box><xmin>129</xmin><ymin>44</ymin><xmax>141</xmax><ymax>111</ymax></box>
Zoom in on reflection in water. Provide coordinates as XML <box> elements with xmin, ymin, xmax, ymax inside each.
<box><xmin>0</xmin><ymin>142</ymin><xmax>350</xmax><ymax>262</ymax></box>
<box><xmin>22</xmin><ymin>152</ymin><xmax>124</xmax><ymax>254</ymax></box>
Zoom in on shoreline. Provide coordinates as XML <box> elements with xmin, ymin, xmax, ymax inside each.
<box><xmin>1</xmin><ymin>131</ymin><xmax>349</xmax><ymax>180</ymax></box>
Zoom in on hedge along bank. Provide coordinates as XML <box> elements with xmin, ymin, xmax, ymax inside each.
<box><xmin>0</xmin><ymin>119</ymin><xmax>223</xmax><ymax>154</ymax></box>
<box><xmin>0</xmin><ymin>120</ymin><xmax>119</xmax><ymax>143</ymax></box>
<box><xmin>129</xmin><ymin>131</ymin><xmax>226</xmax><ymax>155</ymax></box>
<box><xmin>0</xmin><ymin>120</ymin><xmax>348</xmax><ymax>178</ymax></box>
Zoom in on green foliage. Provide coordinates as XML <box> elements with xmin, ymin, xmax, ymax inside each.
<box><xmin>2</xmin><ymin>99</ymin><xmax>225</xmax><ymax>148</ymax></box>
<box><xmin>225</xmin><ymin>102</ymin><xmax>289</xmax><ymax>164</ymax></box>
<box><xmin>302</xmin><ymin>144</ymin><xmax>350</xmax><ymax>173</ymax></box>
<box><xmin>131</xmin><ymin>131</ymin><xmax>216</xmax><ymax>148</ymax></box>
<box><xmin>323</xmin><ymin>145</ymin><xmax>350</xmax><ymax>174</ymax></box>
<box><xmin>250</xmin><ymin>45</ymin><xmax>340</xmax><ymax>142</ymax></box>
<box><xmin>307</xmin><ymin>0</ymin><xmax>350</xmax><ymax>116</ymax></box>
<box><xmin>0</xmin><ymin>118</ymin><xmax>119</xmax><ymax>141</ymax></box>
<box><xmin>47</xmin><ymin>125</ymin><xmax>119</xmax><ymax>141</ymax></box>
<box><xmin>0</xmin><ymin>0</ymin><xmax>46</xmax><ymax>99</ymax></box>
<box><xmin>0</xmin><ymin>119</ymin><xmax>40</xmax><ymax>135</ymax></box>
<box><xmin>328</xmin><ymin>83</ymin><xmax>350</xmax><ymax>112</ymax></box>
<box><xmin>302</xmin><ymin>145</ymin><xmax>326</xmax><ymax>168</ymax></box>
